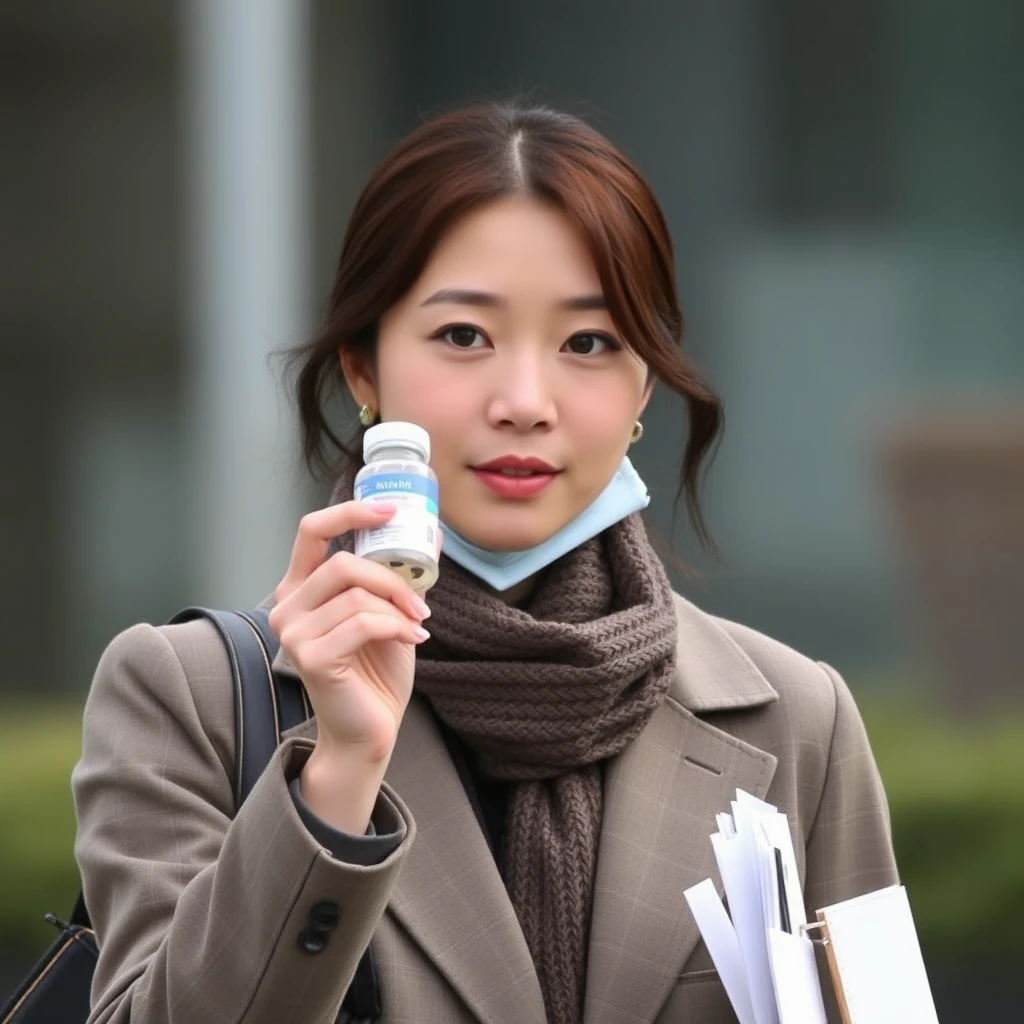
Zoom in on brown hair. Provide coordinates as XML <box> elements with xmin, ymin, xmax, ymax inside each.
<box><xmin>292</xmin><ymin>101</ymin><xmax>724</xmax><ymax>549</ymax></box>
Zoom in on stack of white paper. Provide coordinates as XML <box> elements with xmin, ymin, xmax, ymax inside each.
<box><xmin>685</xmin><ymin>790</ymin><xmax>826</xmax><ymax>1024</ymax></box>
<box><xmin>683</xmin><ymin>789</ymin><xmax>939</xmax><ymax>1024</ymax></box>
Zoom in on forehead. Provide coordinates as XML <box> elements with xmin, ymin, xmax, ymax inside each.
<box><xmin>410</xmin><ymin>196</ymin><xmax>602</xmax><ymax>297</ymax></box>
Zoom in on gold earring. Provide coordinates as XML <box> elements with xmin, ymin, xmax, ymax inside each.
<box><xmin>630</xmin><ymin>420</ymin><xmax>644</xmax><ymax>444</ymax></box>
<box><xmin>358</xmin><ymin>404</ymin><xmax>376</xmax><ymax>427</ymax></box>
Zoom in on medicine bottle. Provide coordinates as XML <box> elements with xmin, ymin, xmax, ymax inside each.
<box><xmin>354</xmin><ymin>421</ymin><xmax>439</xmax><ymax>592</ymax></box>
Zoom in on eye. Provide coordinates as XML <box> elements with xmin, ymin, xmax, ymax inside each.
<box><xmin>436</xmin><ymin>324</ymin><xmax>487</xmax><ymax>349</ymax></box>
<box><xmin>563</xmin><ymin>332</ymin><xmax>620</xmax><ymax>356</ymax></box>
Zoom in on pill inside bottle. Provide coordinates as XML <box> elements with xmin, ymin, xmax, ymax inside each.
<box><xmin>354</xmin><ymin>421</ymin><xmax>440</xmax><ymax>593</ymax></box>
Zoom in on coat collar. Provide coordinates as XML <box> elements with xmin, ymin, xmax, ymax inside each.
<box><xmin>667</xmin><ymin>592</ymin><xmax>779</xmax><ymax>711</ymax></box>
<box><xmin>278</xmin><ymin>592</ymin><xmax>778</xmax><ymax>1024</ymax></box>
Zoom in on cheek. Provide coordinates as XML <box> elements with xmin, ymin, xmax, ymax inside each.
<box><xmin>562</xmin><ymin>377</ymin><xmax>641</xmax><ymax>492</ymax></box>
<box><xmin>376</xmin><ymin>347</ymin><xmax>476</xmax><ymax>459</ymax></box>
<box><xmin>379</xmin><ymin>346</ymin><xmax>452</xmax><ymax>415</ymax></box>
<box><xmin>569</xmin><ymin>375</ymin><xmax>643</xmax><ymax>443</ymax></box>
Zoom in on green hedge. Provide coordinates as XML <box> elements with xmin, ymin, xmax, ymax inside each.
<box><xmin>2</xmin><ymin>694</ymin><xmax>1023</xmax><ymax>965</ymax></box>
<box><xmin>860</xmin><ymin>694</ymin><xmax>1024</xmax><ymax>967</ymax></box>
<box><xmin>0</xmin><ymin>702</ymin><xmax>82</xmax><ymax>955</ymax></box>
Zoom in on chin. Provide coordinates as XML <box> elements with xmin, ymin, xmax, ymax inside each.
<box><xmin>464</xmin><ymin>528</ymin><xmax>551</xmax><ymax>552</ymax></box>
<box><xmin>454</xmin><ymin>512</ymin><xmax>565</xmax><ymax>553</ymax></box>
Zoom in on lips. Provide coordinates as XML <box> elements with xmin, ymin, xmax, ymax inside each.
<box><xmin>473</xmin><ymin>456</ymin><xmax>560</xmax><ymax>474</ymax></box>
<box><xmin>471</xmin><ymin>456</ymin><xmax>562</xmax><ymax>499</ymax></box>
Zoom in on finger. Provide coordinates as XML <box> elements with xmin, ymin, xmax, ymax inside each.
<box><xmin>277</xmin><ymin>502</ymin><xmax>397</xmax><ymax>599</ymax></box>
<box><xmin>284</xmin><ymin>550</ymin><xmax>430</xmax><ymax>624</ymax></box>
<box><xmin>279</xmin><ymin>587</ymin><xmax>421</xmax><ymax>649</ymax></box>
<box><xmin>293</xmin><ymin>612</ymin><xmax>430</xmax><ymax>674</ymax></box>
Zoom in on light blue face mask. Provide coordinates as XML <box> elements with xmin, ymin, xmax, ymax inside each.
<box><xmin>439</xmin><ymin>456</ymin><xmax>650</xmax><ymax>592</ymax></box>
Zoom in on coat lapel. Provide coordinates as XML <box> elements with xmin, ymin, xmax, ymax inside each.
<box><xmin>382</xmin><ymin>696</ymin><xmax>548</xmax><ymax>1024</ymax></box>
<box><xmin>582</xmin><ymin>595</ymin><xmax>779</xmax><ymax>1024</ymax></box>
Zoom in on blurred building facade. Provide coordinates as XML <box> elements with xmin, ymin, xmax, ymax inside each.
<box><xmin>2</xmin><ymin>0</ymin><xmax>1022</xmax><ymax>698</ymax></box>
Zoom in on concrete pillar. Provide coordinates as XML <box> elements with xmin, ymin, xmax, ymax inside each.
<box><xmin>181</xmin><ymin>0</ymin><xmax>310</xmax><ymax>606</ymax></box>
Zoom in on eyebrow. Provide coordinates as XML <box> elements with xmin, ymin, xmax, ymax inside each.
<box><xmin>420</xmin><ymin>288</ymin><xmax>608</xmax><ymax>312</ymax></box>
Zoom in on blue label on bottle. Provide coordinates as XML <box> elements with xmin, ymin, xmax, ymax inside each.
<box><xmin>356</xmin><ymin>473</ymin><xmax>438</xmax><ymax>515</ymax></box>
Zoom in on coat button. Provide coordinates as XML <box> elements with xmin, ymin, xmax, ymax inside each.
<box><xmin>309</xmin><ymin>900</ymin><xmax>341</xmax><ymax>929</ymax></box>
<box><xmin>298</xmin><ymin>928</ymin><xmax>329</xmax><ymax>954</ymax></box>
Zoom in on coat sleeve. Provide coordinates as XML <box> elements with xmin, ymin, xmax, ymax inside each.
<box><xmin>72</xmin><ymin>622</ymin><xmax>415</xmax><ymax>1024</ymax></box>
<box><xmin>802</xmin><ymin>662</ymin><xmax>900</xmax><ymax>917</ymax></box>
<box><xmin>801</xmin><ymin>663</ymin><xmax>900</xmax><ymax>1023</ymax></box>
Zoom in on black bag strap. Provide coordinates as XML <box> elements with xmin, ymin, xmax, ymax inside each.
<box><xmin>72</xmin><ymin>606</ymin><xmax>381</xmax><ymax>1022</ymax></box>
<box><xmin>169</xmin><ymin>606</ymin><xmax>301</xmax><ymax>806</ymax></box>
<box><xmin>69</xmin><ymin>890</ymin><xmax>90</xmax><ymax>930</ymax></box>
<box><xmin>236</xmin><ymin>607</ymin><xmax>313</xmax><ymax>738</ymax></box>
<box><xmin>169</xmin><ymin>607</ymin><xmax>380</xmax><ymax>1023</ymax></box>
<box><xmin>69</xmin><ymin>608</ymin><xmax>277</xmax><ymax>925</ymax></box>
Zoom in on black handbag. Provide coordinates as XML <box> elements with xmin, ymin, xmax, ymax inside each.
<box><xmin>0</xmin><ymin>894</ymin><xmax>97</xmax><ymax>1024</ymax></box>
<box><xmin>1</xmin><ymin>607</ymin><xmax>381</xmax><ymax>1024</ymax></box>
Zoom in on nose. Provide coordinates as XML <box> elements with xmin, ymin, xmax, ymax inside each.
<box><xmin>485</xmin><ymin>349</ymin><xmax>557</xmax><ymax>433</ymax></box>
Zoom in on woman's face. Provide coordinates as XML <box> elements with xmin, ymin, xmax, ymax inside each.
<box><xmin>343</xmin><ymin>196</ymin><xmax>650</xmax><ymax>552</ymax></box>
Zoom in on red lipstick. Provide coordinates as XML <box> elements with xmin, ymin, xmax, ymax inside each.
<box><xmin>471</xmin><ymin>455</ymin><xmax>561</xmax><ymax>499</ymax></box>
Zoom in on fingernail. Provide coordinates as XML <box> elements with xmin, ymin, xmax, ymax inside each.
<box><xmin>412</xmin><ymin>596</ymin><xmax>432</xmax><ymax>619</ymax></box>
<box><xmin>371</xmin><ymin>503</ymin><xmax>397</xmax><ymax>514</ymax></box>
<box><xmin>412</xmin><ymin>626</ymin><xmax>431</xmax><ymax>643</ymax></box>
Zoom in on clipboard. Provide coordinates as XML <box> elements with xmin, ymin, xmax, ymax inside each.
<box><xmin>684</xmin><ymin>790</ymin><xmax>940</xmax><ymax>1024</ymax></box>
<box><xmin>805</xmin><ymin>885</ymin><xmax>939</xmax><ymax>1024</ymax></box>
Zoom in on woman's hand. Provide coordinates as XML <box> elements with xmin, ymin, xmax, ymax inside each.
<box><xmin>268</xmin><ymin>501</ymin><xmax>431</xmax><ymax>831</ymax></box>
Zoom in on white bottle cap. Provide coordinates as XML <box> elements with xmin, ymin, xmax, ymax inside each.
<box><xmin>363</xmin><ymin>420</ymin><xmax>431</xmax><ymax>462</ymax></box>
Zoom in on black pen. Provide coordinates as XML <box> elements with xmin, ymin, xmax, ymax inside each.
<box><xmin>774</xmin><ymin>847</ymin><xmax>792</xmax><ymax>934</ymax></box>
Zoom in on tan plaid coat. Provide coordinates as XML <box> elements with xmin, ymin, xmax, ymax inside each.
<box><xmin>72</xmin><ymin>592</ymin><xmax>898</xmax><ymax>1023</ymax></box>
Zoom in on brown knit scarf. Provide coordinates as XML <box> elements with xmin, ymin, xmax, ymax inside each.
<box><xmin>330</xmin><ymin>478</ymin><xmax>678</xmax><ymax>1024</ymax></box>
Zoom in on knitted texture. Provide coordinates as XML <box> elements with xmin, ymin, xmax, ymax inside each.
<box><xmin>328</xmin><ymin>475</ymin><xmax>677</xmax><ymax>1023</ymax></box>
<box><xmin>415</xmin><ymin>514</ymin><xmax>677</xmax><ymax>1024</ymax></box>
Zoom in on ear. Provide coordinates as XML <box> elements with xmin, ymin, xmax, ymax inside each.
<box><xmin>638</xmin><ymin>378</ymin><xmax>655</xmax><ymax>418</ymax></box>
<box><xmin>339</xmin><ymin>346</ymin><xmax>379</xmax><ymax>413</ymax></box>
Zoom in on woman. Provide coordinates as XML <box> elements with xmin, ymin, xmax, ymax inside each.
<box><xmin>73</xmin><ymin>102</ymin><xmax>898</xmax><ymax>1024</ymax></box>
